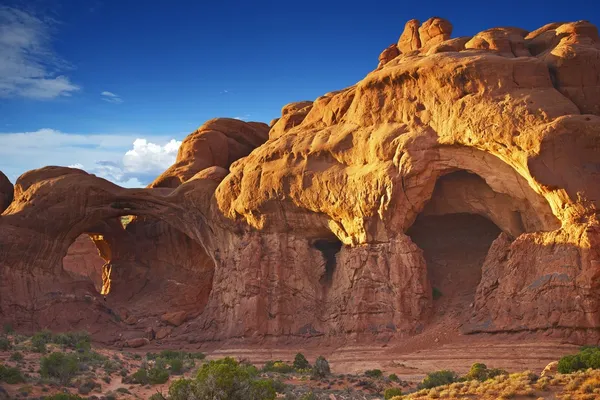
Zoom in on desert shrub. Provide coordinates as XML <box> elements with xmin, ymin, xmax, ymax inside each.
<box><xmin>3</xmin><ymin>323</ymin><xmax>13</xmax><ymax>334</ymax></box>
<box><xmin>43</xmin><ymin>395</ymin><xmax>85</xmax><ymax>400</ymax></box>
<box><xmin>102</xmin><ymin>359</ymin><xmax>121</xmax><ymax>374</ymax></box>
<box><xmin>263</xmin><ymin>360</ymin><xmax>294</xmax><ymax>373</ymax></box>
<box><xmin>53</xmin><ymin>332</ymin><xmax>90</xmax><ymax>349</ymax></box>
<box><xmin>32</xmin><ymin>330</ymin><xmax>53</xmax><ymax>353</ymax></box>
<box><xmin>129</xmin><ymin>363</ymin><xmax>170</xmax><ymax>385</ymax></box>
<box><xmin>10</xmin><ymin>351</ymin><xmax>23</xmax><ymax>361</ymax></box>
<box><xmin>40</xmin><ymin>352</ymin><xmax>79</xmax><ymax>384</ymax></box>
<box><xmin>466</xmin><ymin>363</ymin><xmax>488</xmax><ymax>381</ymax></box>
<box><xmin>558</xmin><ymin>347</ymin><xmax>600</xmax><ymax>373</ymax></box>
<box><xmin>488</xmin><ymin>367</ymin><xmax>509</xmax><ymax>379</ymax></box>
<box><xmin>77</xmin><ymin>378</ymin><xmax>97</xmax><ymax>394</ymax></box>
<box><xmin>293</xmin><ymin>353</ymin><xmax>310</xmax><ymax>370</ymax></box>
<box><xmin>299</xmin><ymin>392</ymin><xmax>317</xmax><ymax>400</ymax></box>
<box><xmin>365</xmin><ymin>369</ymin><xmax>383</xmax><ymax>378</ymax></box>
<box><xmin>149</xmin><ymin>394</ymin><xmax>167</xmax><ymax>400</ymax></box>
<box><xmin>168</xmin><ymin>378</ymin><xmax>196</xmax><ymax>399</ymax></box>
<box><xmin>0</xmin><ymin>336</ymin><xmax>11</xmax><ymax>351</ymax></box>
<box><xmin>147</xmin><ymin>350</ymin><xmax>205</xmax><ymax>361</ymax></box>
<box><xmin>168</xmin><ymin>357</ymin><xmax>276</xmax><ymax>400</ymax></box>
<box><xmin>432</xmin><ymin>287</ymin><xmax>443</xmax><ymax>300</ymax></box>
<box><xmin>389</xmin><ymin>373</ymin><xmax>399</xmax><ymax>382</ymax></box>
<box><xmin>418</xmin><ymin>370</ymin><xmax>459</xmax><ymax>389</ymax></box>
<box><xmin>384</xmin><ymin>387</ymin><xmax>403</xmax><ymax>399</ymax></box>
<box><xmin>149</xmin><ymin>365</ymin><xmax>170</xmax><ymax>384</ymax></box>
<box><xmin>271</xmin><ymin>379</ymin><xmax>287</xmax><ymax>393</ymax></box>
<box><xmin>464</xmin><ymin>363</ymin><xmax>507</xmax><ymax>382</ymax></box>
<box><xmin>0</xmin><ymin>364</ymin><xmax>25</xmax><ymax>384</ymax></box>
<box><xmin>312</xmin><ymin>356</ymin><xmax>331</xmax><ymax>378</ymax></box>
<box><xmin>170</xmin><ymin>358</ymin><xmax>184</xmax><ymax>374</ymax></box>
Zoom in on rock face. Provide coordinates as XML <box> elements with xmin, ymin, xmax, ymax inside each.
<box><xmin>0</xmin><ymin>18</ymin><xmax>599</xmax><ymax>345</ymax></box>
<box><xmin>0</xmin><ymin>171</ymin><xmax>12</xmax><ymax>214</ymax></box>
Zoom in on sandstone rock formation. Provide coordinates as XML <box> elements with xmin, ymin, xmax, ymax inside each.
<box><xmin>0</xmin><ymin>171</ymin><xmax>12</xmax><ymax>214</ymax></box>
<box><xmin>0</xmin><ymin>17</ymin><xmax>599</xmax><ymax>346</ymax></box>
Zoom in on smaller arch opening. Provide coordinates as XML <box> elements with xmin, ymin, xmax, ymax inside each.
<box><xmin>313</xmin><ymin>238</ymin><xmax>342</xmax><ymax>285</ymax></box>
<box><xmin>63</xmin><ymin>233</ymin><xmax>108</xmax><ymax>294</ymax></box>
<box><xmin>120</xmin><ymin>215</ymin><xmax>134</xmax><ymax>229</ymax></box>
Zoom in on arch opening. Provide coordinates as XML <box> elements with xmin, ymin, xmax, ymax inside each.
<box><xmin>407</xmin><ymin>213</ymin><xmax>501</xmax><ymax>317</ymax></box>
<box><xmin>406</xmin><ymin>170</ymin><xmax>513</xmax><ymax>319</ymax></box>
<box><xmin>63</xmin><ymin>233</ymin><xmax>107</xmax><ymax>294</ymax></box>
<box><xmin>61</xmin><ymin>214</ymin><xmax>216</xmax><ymax>323</ymax></box>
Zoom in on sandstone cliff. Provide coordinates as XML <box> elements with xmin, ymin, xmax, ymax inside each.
<box><xmin>0</xmin><ymin>18</ymin><xmax>598</xmax><ymax>346</ymax></box>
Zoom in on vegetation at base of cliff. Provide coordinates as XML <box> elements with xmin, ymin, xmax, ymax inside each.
<box><xmin>0</xmin><ymin>363</ymin><xmax>25</xmax><ymax>384</ymax></box>
<box><xmin>558</xmin><ymin>346</ymin><xmax>600</xmax><ymax>373</ymax></box>
<box><xmin>417</xmin><ymin>370</ymin><xmax>459</xmax><ymax>390</ymax></box>
<box><xmin>166</xmin><ymin>357</ymin><xmax>277</xmax><ymax>400</ymax></box>
<box><xmin>40</xmin><ymin>352</ymin><xmax>80</xmax><ymax>384</ymax></box>
<box><xmin>384</xmin><ymin>387</ymin><xmax>402</xmax><ymax>399</ymax></box>
<box><xmin>31</xmin><ymin>330</ymin><xmax>91</xmax><ymax>353</ymax></box>
<box><xmin>42</xmin><ymin>394</ymin><xmax>86</xmax><ymax>400</ymax></box>
<box><xmin>365</xmin><ymin>369</ymin><xmax>383</xmax><ymax>379</ymax></box>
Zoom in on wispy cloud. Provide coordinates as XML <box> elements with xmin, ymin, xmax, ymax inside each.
<box><xmin>0</xmin><ymin>129</ymin><xmax>182</xmax><ymax>188</ymax></box>
<box><xmin>101</xmin><ymin>91</ymin><xmax>123</xmax><ymax>104</ymax></box>
<box><xmin>234</xmin><ymin>113</ymin><xmax>251</xmax><ymax>121</ymax></box>
<box><xmin>220</xmin><ymin>89</ymin><xmax>229</xmax><ymax>94</ymax></box>
<box><xmin>0</xmin><ymin>6</ymin><xmax>80</xmax><ymax>99</ymax></box>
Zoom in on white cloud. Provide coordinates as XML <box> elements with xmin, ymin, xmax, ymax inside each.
<box><xmin>0</xmin><ymin>129</ymin><xmax>182</xmax><ymax>188</ymax></box>
<box><xmin>123</xmin><ymin>139</ymin><xmax>181</xmax><ymax>173</ymax></box>
<box><xmin>234</xmin><ymin>113</ymin><xmax>251</xmax><ymax>121</ymax></box>
<box><xmin>101</xmin><ymin>91</ymin><xmax>123</xmax><ymax>104</ymax></box>
<box><xmin>0</xmin><ymin>6</ymin><xmax>80</xmax><ymax>99</ymax></box>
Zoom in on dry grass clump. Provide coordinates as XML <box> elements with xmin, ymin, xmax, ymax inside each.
<box><xmin>391</xmin><ymin>369</ymin><xmax>600</xmax><ymax>400</ymax></box>
<box><xmin>394</xmin><ymin>371</ymin><xmax>537</xmax><ymax>399</ymax></box>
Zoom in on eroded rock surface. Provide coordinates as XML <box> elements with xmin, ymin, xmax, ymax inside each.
<box><xmin>0</xmin><ymin>18</ymin><xmax>599</xmax><ymax>346</ymax></box>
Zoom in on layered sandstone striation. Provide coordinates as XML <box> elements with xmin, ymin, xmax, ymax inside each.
<box><xmin>0</xmin><ymin>17</ymin><xmax>599</xmax><ymax>345</ymax></box>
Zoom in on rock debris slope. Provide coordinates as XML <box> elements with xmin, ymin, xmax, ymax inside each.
<box><xmin>0</xmin><ymin>18</ymin><xmax>599</xmax><ymax>346</ymax></box>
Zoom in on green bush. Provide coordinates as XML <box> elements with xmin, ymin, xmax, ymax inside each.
<box><xmin>149</xmin><ymin>394</ymin><xmax>167</xmax><ymax>400</ymax></box>
<box><xmin>365</xmin><ymin>369</ymin><xmax>383</xmax><ymax>378</ymax></box>
<box><xmin>168</xmin><ymin>357</ymin><xmax>276</xmax><ymax>400</ymax></box>
<box><xmin>432</xmin><ymin>287</ymin><xmax>443</xmax><ymax>300</ymax></box>
<box><xmin>43</xmin><ymin>395</ymin><xmax>85</xmax><ymax>400</ymax></box>
<box><xmin>0</xmin><ymin>336</ymin><xmax>11</xmax><ymax>351</ymax></box>
<box><xmin>464</xmin><ymin>363</ymin><xmax>507</xmax><ymax>381</ymax></box>
<box><xmin>0</xmin><ymin>364</ymin><xmax>25</xmax><ymax>384</ymax></box>
<box><xmin>388</xmin><ymin>373</ymin><xmax>399</xmax><ymax>382</ymax></box>
<box><xmin>170</xmin><ymin>358</ymin><xmax>184</xmax><ymax>374</ymax></box>
<box><xmin>77</xmin><ymin>378</ymin><xmax>97</xmax><ymax>394</ymax></box>
<box><xmin>558</xmin><ymin>347</ymin><xmax>600</xmax><ymax>373</ymax></box>
<box><xmin>418</xmin><ymin>370</ymin><xmax>458</xmax><ymax>389</ymax></box>
<box><xmin>149</xmin><ymin>365</ymin><xmax>170</xmax><ymax>384</ymax></box>
<box><xmin>129</xmin><ymin>364</ymin><xmax>170</xmax><ymax>385</ymax></box>
<box><xmin>271</xmin><ymin>379</ymin><xmax>286</xmax><ymax>393</ymax></box>
<box><xmin>312</xmin><ymin>356</ymin><xmax>330</xmax><ymax>378</ymax></box>
<box><xmin>53</xmin><ymin>332</ymin><xmax>91</xmax><ymax>349</ymax></box>
<box><xmin>293</xmin><ymin>353</ymin><xmax>310</xmax><ymax>370</ymax></box>
<box><xmin>384</xmin><ymin>387</ymin><xmax>403</xmax><ymax>399</ymax></box>
<box><xmin>40</xmin><ymin>352</ymin><xmax>79</xmax><ymax>384</ymax></box>
<box><xmin>147</xmin><ymin>350</ymin><xmax>205</xmax><ymax>361</ymax></box>
<box><xmin>10</xmin><ymin>351</ymin><xmax>23</xmax><ymax>362</ymax></box>
<box><xmin>32</xmin><ymin>330</ymin><xmax>53</xmax><ymax>353</ymax></box>
<box><xmin>263</xmin><ymin>360</ymin><xmax>294</xmax><ymax>373</ymax></box>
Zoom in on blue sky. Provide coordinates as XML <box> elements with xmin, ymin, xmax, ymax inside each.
<box><xmin>1</xmin><ymin>0</ymin><xmax>598</xmax><ymax>187</ymax></box>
